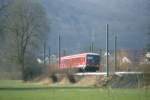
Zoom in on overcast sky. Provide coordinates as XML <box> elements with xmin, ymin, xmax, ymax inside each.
<box><xmin>42</xmin><ymin>0</ymin><xmax>150</xmax><ymax>54</ymax></box>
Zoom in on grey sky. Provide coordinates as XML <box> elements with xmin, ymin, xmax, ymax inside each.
<box><xmin>42</xmin><ymin>0</ymin><xmax>150</xmax><ymax>53</ymax></box>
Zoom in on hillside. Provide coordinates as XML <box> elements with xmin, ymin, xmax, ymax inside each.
<box><xmin>42</xmin><ymin>0</ymin><xmax>150</xmax><ymax>53</ymax></box>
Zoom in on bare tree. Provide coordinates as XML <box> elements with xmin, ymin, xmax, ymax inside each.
<box><xmin>4</xmin><ymin>0</ymin><xmax>50</xmax><ymax>80</ymax></box>
<box><xmin>0</xmin><ymin>0</ymin><xmax>12</xmax><ymax>45</ymax></box>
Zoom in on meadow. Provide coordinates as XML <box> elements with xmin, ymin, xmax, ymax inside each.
<box><xmin>0</xmin><ymin>80</ymin><xmax>149</xmax><ymax>100</ymax></box>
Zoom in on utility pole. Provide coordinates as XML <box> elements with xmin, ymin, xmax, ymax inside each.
<box><xmin>90</xmin><ymin>42</ymin><xmax>94</xmax><ymax>52</ymax></box>
<box><xmin>58</xmin><ymin>34</ymin><xmax>61</xmax><ymax>68</ymax></box>
<box><xmin>91</xmin><ymin>42</ymin><xmax>94</xmax><ymax>52</ymax></box>
<box><xmin>106</xmin><ymin>24</ymin><xmax>109</xmax><ymax>77</ymax></box>
<box><xmin>48</xmin><ymin>47</ymin><xmax>51</xmax><ymax>65</ymax></box>
<box><xmin>90</xmin><ymin>32</ymin><xmax>95</xmax><ymax>52</ymax></box>
<box><xmin>99</xmin><ymin>49</ymin><xmax>102</xmax><ymax>72</ymax></box>
<box><xmin>114</xmin><ymin>34</ymin><xmax>117</xmax><ymax>72</ymax></box>
<box><xmin>43</xmin><ymin>41</ymin><xmax>46</xmax><ymax>65</ymax></box>
<box><xmin>63</xmin><ymin>49</ymin><xmax>67</xmax><ymax>56</ymax></box>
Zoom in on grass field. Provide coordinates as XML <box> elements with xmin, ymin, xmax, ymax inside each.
<box><xmin>0</xmin><ymin>80</ymin><xmax>149</xmax><ymax>100</ymax></box>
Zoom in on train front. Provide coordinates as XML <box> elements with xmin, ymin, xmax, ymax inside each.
<box><xmin>85</xmin><ymin>53</ymin><xmax>100</xmax><ymax>72</ymax></box>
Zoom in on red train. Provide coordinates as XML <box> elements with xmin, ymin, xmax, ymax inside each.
<box><xmin>59</xmin><ymin>53</ymin><xmax>101</xmax><ymax>72</ymax></box>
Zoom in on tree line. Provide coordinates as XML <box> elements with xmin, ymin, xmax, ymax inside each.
<box><xmin>0</xmin><ymin>0</ymin><xmax>50</xmax><ymax>81</ymax></box>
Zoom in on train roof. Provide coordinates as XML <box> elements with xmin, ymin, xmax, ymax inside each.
<box><xmin>61</xmin><ymin>52</ymin><xmax>99</xmax><ymax>59</ymax></box>
<box><xmin>83</xmin><ymin>52</ymin><xmax>100</xmax><ymax>55</ymax></box>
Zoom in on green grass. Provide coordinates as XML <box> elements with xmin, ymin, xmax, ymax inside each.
<box><xmin>0</xmin><ymin>88</ymin><xmax>149</xmax><ymax>100</ymax></box>
<box><xmin>0</xmin><ymin>80</ymin><xmax>150</xmax><ymax>100</ymax></box>
<box><xmin>0</xmin><ymin>80</ymin><xmax>48</xmax><ymax>88</ymax></box>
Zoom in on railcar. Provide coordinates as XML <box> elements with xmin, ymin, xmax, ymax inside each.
<box><xmin>59</xmin><ymin>53</ymin><xmax>101</xmax><ymax>72</ymax></box>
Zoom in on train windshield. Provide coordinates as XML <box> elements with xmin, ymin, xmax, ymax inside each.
<box><xmin>86</xmin><ymin>54</ymin><xmax>100</xmax><ymax>65</ymax></box>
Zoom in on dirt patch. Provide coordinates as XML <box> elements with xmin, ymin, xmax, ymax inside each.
<box><xmin>58</xmin><ymin>77</ymin><xmax>71</xmax><ymax>86</ymax></box>
<box><xmin>38</xmin><ymin>78</ymin><xmax>53</xmax><ymax>85</ymax></box>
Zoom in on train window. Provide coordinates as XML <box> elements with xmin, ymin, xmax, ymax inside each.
<box><xmin>87</xmin><ymin>55</ymin><xmax>100</xmax><ymax>64</ymax></box>
<box><xmin>87</xmin><ymin>56</ymin><xmax>93</xmax><ymax>60</ymax></box>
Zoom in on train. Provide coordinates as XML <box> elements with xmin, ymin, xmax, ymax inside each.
<box><xmin>59</xmin><ymin>53</ymin><xmax>101</xmax><ymax>72</ymax></box>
